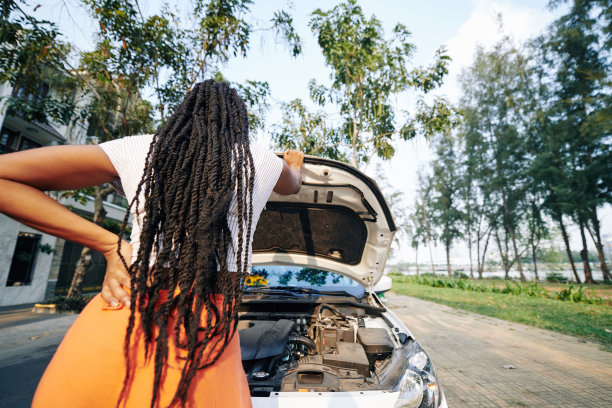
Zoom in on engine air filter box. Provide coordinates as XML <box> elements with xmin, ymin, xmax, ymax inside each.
<box><xmin>323</xmin><ymin>342</ymin><xmax>369</xmax><ymax>377</ymax></box>
<box><xmin>357</xmin><ymin>328</ymin><xmax>394</xmax><ymax>360</ymax></box>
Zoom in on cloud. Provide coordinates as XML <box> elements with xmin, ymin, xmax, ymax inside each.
<box><xmin>439</xmin><ymin>0</ymin><xmax>557</xmax><ymax>103</ymax></box>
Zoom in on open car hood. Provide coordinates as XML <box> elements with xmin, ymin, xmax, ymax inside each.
<box><xmin>251</xmin><ymin>155</ymin><xmax>397</xmax><ymax>290</ymax></box>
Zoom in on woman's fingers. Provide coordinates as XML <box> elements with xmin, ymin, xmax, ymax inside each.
<box><xmin>283</xmin><ymin>150</ymin><xmax>304</xmax><ymax>169</ymax></box>
<box><xmin>101</xmin><ymin>240</ymin><xmax>133</xmax><ymax>307</ymax></box>
<box><xmin>100</xmin><ymin>284</ymin><xmax>118</xmax><ymax>307</ymax></box>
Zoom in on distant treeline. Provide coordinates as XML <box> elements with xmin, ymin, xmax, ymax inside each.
<box><xmin>400</xmin><ymin>1</ymin><xmax>611</xmax><ymax>284</ymax></box>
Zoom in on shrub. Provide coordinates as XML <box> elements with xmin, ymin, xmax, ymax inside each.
<box><xmin>452</xmin><ymin>271</ymin><xmax>470</xmax><ymax>279</ymax></box>
<box><xmin>555</xmin><ymin>284</ymin><xmax>602</xmax><ymax>304</ymax></box>
<box><xmin>546</xmin><ymin>272</ymin><xmax>569</xmax><ymax>283</ymax></box>
<box><xmin>392</xmin><ymin>275</ymin><xmax>600</xmax><ymax>305</ymax></box>
<box><xmin>49</xmin><ymin>295</ymin><xmax>94</xmax><ymax>312</ymax></box>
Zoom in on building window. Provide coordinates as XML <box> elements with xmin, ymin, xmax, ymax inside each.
<box><xmin>0</xmin><ymin>126</ymin><xmax>20</xmax><ymax>154</ymax></box>
<box><xmin>12</xmin><ymin>83</ymin><xmax>49</xmax><ymax>103</ymax></box>
<box><xmin>18</xmin><ymin>135</ymin><xmax>42</xmax><ymax>151</ymax></box>
<box><xmin>6</xmin><ymin>232</ymin><xmax>42</xmax><ymax>286</ymax></box>
<box><xmin>0</xmin><ymin>126</ymin><xmax>42</xmax><ymax>154</ymax></box>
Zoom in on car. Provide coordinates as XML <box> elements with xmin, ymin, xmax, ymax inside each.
<box><xmin>237</xmin><ymin>155</ymin><xmax>447</xmax><ymax>408</ymax></box>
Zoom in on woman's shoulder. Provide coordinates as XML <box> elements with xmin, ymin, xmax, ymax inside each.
<box><xmin>249</xmin><ymin>141</ymin><xmax>282</xmax><ymax>172</ymax></box>
<box><xmin>99</xmin><ymin>134</ymin><xmax>154</xmax><ymax>150</ymax></box>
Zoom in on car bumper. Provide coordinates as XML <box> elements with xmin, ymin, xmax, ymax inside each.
<box><xmin>252</xmin><ymin>390</ymin><xmax>448</xmax><ymax>408</ymax></box>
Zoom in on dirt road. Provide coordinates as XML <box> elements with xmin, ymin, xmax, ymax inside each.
<box><xmin>386</xmin><ymin>292</ymin><xmax>612</xmax><ymax>407</ymax></box>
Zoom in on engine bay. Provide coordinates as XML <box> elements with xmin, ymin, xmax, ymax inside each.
<box><xmin>238</xmin><ymin>299</ymin><xmax>399</xmax><ymax>396</ymax></box>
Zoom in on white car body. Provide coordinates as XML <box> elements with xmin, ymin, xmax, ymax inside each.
<box><xmin>241</xmin><ymin>156</ymin><xmax>447</xmax><ymax>408</ymax></box>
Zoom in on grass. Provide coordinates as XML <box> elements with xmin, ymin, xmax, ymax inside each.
<box><xmin>390</xmin><ymin>277</ymin><xmax>612</xmax><ymax>350</ymax></box>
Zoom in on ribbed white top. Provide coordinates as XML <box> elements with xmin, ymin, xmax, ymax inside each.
<box><xmin>99</xmin><ymin>134</ymin><xmax>283</xmax><ymax>272</ymax></box>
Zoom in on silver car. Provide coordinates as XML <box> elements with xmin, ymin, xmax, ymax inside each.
<box><xmin>239</xmin><ymin>155</ymin><xmax>447</xmax><ymax>408</ymax></box>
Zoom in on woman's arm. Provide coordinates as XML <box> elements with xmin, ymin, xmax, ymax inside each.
<box><xmin>274</xmin><ymin>150</ymin><xmax>304</xmax><ymax>195</ymax></box>
<box><xmin>0</xmin><ymin>145</ymin><xmax>132</xmax><ymax>306</ymax></box>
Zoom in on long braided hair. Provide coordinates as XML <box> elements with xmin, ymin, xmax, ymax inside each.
<box><xmin>116</xmin><ymin>80</ymin><xmax>254</xmax><ymax>407</ymax></box>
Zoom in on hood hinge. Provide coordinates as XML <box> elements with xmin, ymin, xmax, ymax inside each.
<box><xmin>365</xmin><ymin>273</ymin><xmax>375</xmax><ymax>294</ymax></box>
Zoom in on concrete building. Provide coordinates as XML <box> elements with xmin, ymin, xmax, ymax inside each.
<box><xmin>0</xmin><ymin>81</ymin><xmax>129</xmax><ymax>306</ymax></box>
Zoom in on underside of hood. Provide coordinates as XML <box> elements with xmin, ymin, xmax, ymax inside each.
<box><xmin>251</xmin><ymin>156</ymin><xmax>397</xmax><ymax>289</ymax></box>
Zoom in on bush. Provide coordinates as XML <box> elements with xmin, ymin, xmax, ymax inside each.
<box><xmin>546</xmin><ymin>272</ymin><xmax>569</xmax><ymax>283</ymax></box>
<box><xmin>392</xmin><ymin>275</ymin><xmax>600</xmax><ymax>305</ymax></box>
<box><xmin>452</xmin><ymin>271</ymin><xmax>470</xmax><ymax>279</ymax></box>
<box><xmin>49</xmin><ymin>295</ymin><xmax>94</xmax><ymax>312</ymax></box>
<box><xmin>555</xmin><ymin>284</ymin><xmax>602</xmax><ymax>304</ymax></box>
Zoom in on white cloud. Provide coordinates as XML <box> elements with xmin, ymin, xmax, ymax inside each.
<box><xmin>439</xmin><ymin>0</ymin><xmax>557</xmax><ymax>103</ymax></box>
<box><xmin>387</xmin><ymin>0</ymin><xmax>561</xmax><ymax>264</ymax></box>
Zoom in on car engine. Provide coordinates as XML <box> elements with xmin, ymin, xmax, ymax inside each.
<box><xmin>238</xmin><ymin>302</ymin><xmax>397</xmax><ymax>396</ymax></box>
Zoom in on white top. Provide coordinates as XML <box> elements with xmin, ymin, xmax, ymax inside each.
<box><xmin>99</xmin><ymin>134</ymin><xmax>283</xmax><ymax>272</ymax></box>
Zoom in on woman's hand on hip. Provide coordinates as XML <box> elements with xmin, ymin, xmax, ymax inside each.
<box><xmin>101</xmin><ymin>241</ymin><xmax>132</xmax><ymax>308</ymax></box>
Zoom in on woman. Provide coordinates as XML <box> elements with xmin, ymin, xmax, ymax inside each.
<box><xmin>0</xmin><ymin>80</ymin><xmax>304</xmax><ymax>407</ymax></box>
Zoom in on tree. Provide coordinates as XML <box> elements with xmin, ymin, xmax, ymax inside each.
<box><xmin>414</xmin><ymin>169</ymin><xmax>437</xmax><ymax>274</ymax></box>
<box><xmin>2</xmin><ymin>0</ymin><xmax>303</xmax><ymax>298</ymax></box>
<box><xmin>303</xmin><ymin>0</ymin><xmax>450</xmax><ymax>167</ymax></box>
<box><xmin>538</xmin><ymin>0</ymin><xmax>612</xmax><ymax>283</ymax></box>
<box><xmin>458</xmin><ymin>39</ymin><xmax>533</xmax><ymax>281</ymax></box>
<box><xmin>0</xmin><ymin>0</ymin><xmax>78</xmax><ymax>125</ymax></box>
<box><xmin>430</xmin><ymin>132</ymin><xmax>463</xmax><ymax>276</ymax></box>
<box><xmin>271</xmin><ymin>99</ymin><xmax>345</xmax><ymax>160</ymax></box>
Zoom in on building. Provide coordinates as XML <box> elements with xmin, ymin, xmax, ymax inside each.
<box><xmin>0</xmin><ymin>81</ymin><xmax>130</xmax><ymax>306</ymax></box>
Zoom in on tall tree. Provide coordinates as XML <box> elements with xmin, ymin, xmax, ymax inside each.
<box><xmin>0</xmin><ymin>0</ymin><xmax>78</xmax><ymax>125</ymax></box>
<box><xmin>304</xmin><ymin>0</ymin><xmax>450</xmax><ymax>167</ymax></box>
<box><xmin>458</xmin><ymin>39</ymin><xmax>533</xmax><ymax>281</ymax></box>
<box><xmin>415</xmin><ymin>170</ymin><xmax>437</xmax><ymax>274</ymax></box>
<box><xmin>2</xmin><ymin>0</ymin><xmax>303</xmax><ymax>298</ymax></box>
<box><xmin>430</xmin><ymin>132</ymin><xmax>463</xmax><ymax>276</ymax></box>
<box><xmin>271</xmin><ymin>99</ymin><xmax>345</xmax><ymax>161</ymax></box>
<box><xmin>536</xmin><ymin>0</ymin><xmax>612</xmax><ymax>283</ymax></box>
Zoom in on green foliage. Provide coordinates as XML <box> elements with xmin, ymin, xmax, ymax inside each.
<box><xmin>0</xmin><ymin>0</ymin><xmax>79</xmax><ymax>125</ymax></box>
<box><xmin>555</xmin><ymin>284</ymin><xmax>603</xmax><ymax>304</ymax></box>
<box><xmin>271</xmin><ymin>99</ymin><xmax>346</xmax><ymax>160</ymax></box>
<box><xmin>49</xmin><ymin>295</ymin><xmax>94</xmax><ymax>312</ymax></box>
<box><xmin>274</xmin><ymin>0</ymin><xmax>451</xmax><ymax>166</ymax></box>
<box><xmin>38</xmin><ymin>243</ymin><xmax>57</xmax><ymax>255</ymax></box>
<box><xmin>392</xmin><ymin>281</ymin><xmax>612</xmax><ymax>347</ymax></box>
<box><xmin>392</xmin><ymin>274</ymin><xmax>602</xmax><ymax>304</ymax></box>
<box><xmin>546</xmin><ymin>272</ymin><xmax>569</xmax><ymax>283</ymax></box>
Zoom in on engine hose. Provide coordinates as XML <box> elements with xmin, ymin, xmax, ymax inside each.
<box><xmin>266</xmin><ymin>351</ymin><xmax>287</xmax><ymax>374</ymax></box>
<box><xmin>288</xmin><ymin>334</ymin><xmax>316</xmax><ymax>354</ymax></box>
<box><xmin>317</xmin><ymin>304</ymin><xmax>347</xmax><ymax>321</ymax></box>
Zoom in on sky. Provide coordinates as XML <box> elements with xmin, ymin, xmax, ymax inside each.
<box><xmin>34</xmin><ymin>0</ymin><xmax>609</xmax><ymax>264</ymax></box>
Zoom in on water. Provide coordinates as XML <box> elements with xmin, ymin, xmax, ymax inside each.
<box><xmin>395</xmin><ymin>263</ymin><xmax>605</xmax><ymax>282</ymax></box>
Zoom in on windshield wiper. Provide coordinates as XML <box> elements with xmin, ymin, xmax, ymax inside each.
<box><xmin>246</xmin><ymin>286</ymin><xmax>361</xmax><ymax>300</ymax></box>
<box><xmin>243</xmin><ymin>287</ymin><xmax>301</xmax><ymax>296</ymax></box>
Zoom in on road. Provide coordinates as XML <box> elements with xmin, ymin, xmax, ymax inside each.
<box><xmin>1</xmin><ymin>295</ymin><xmax>611</xmax><ymax>407</ymax></box>
<box><xmin>385</xmin><ymin>292</ymin><xmax>612</xmax><ymax>407</ymax></box>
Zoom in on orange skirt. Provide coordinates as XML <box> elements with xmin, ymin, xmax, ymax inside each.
<box><xmin>32</xmin><ymin>293</ymin><xmax>252</xmax><ymax>408</ymax></box>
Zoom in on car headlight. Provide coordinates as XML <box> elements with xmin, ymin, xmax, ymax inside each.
<box><xmin>394</xmin><ymin>341</ymin><xmax>440</xmax><ymax>408</ymax></box>
<box><xmin>394</xmin><ymin>369</ymin><xmax>423</xmax><ymax>407</ymax></box>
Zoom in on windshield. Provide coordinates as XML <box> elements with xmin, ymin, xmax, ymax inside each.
<box><xmin>247</xmin><ymin>265</ymin><xmax>365</xmax><ymax>298</ymax></box>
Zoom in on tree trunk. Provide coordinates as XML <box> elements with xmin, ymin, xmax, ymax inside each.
<box><xmin>419</xmin><ymin>194</ymin><xmax>435</xmax><ymax>275</ymax></box>
<box><xmin>556</xmin><ymin>213</ymin><xmax>581</xmax><ymax>283</ymax></box>
<box><xmin>531</xmin><ymin>242</ymin><xmax>539</xmax><ymax>281</ymax></box>
<box><xmin>446</xmin><ymin>244</ymin><xmax>451</xmax><ymax>277</ymax></box>
<box><xmin>466</xmin><ymin>196</ymin><xmax>474</xmax><ymax>279</ymax></box>
<box><xmin>415</xmin><ymin>244</ymin><xmax>419</xmax><ymax>276</ymax></box>
<box><xmin>66</xmin><ymin>185</ymin><xmax>115</xmax><ymax>298</ymax></box>
<box><xmin>578</xmin><ymin>217</ymin><xmax>595</xmax><ymax>284</ymax></box>
<box><xmin>588</xmin><ymin>208</ymin><xmax>611</xmax><ymax>282</ymax></box>
<box><xmin>495</xmin><ymin>228</ymin><xmax>510</xmax><ymax>279</ymax></box>
<box><xmin>509</xmin><ymin>225</ymin><xmax>526</xmax><ymax>281</ymax></box>
<box><xmin>500</xmin><ymin>185</ymin><xmax>525</xmax><ymax>281</ymax></box>
<box><xmin>478</xmin><ymin>228</ymin><xmax>491</xmax><ymax>279</ymax></box>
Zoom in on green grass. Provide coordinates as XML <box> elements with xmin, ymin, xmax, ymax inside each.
<box><xmin>391</xmin><ymin>280</ymin><xmax>612</xmax><ymax>350</ymax></box>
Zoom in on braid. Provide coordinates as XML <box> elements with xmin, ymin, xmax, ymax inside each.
<box><xmin>115</xmin><ymin>80</ymin><xmax>254</xmax><ymax>407</ymax></box>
